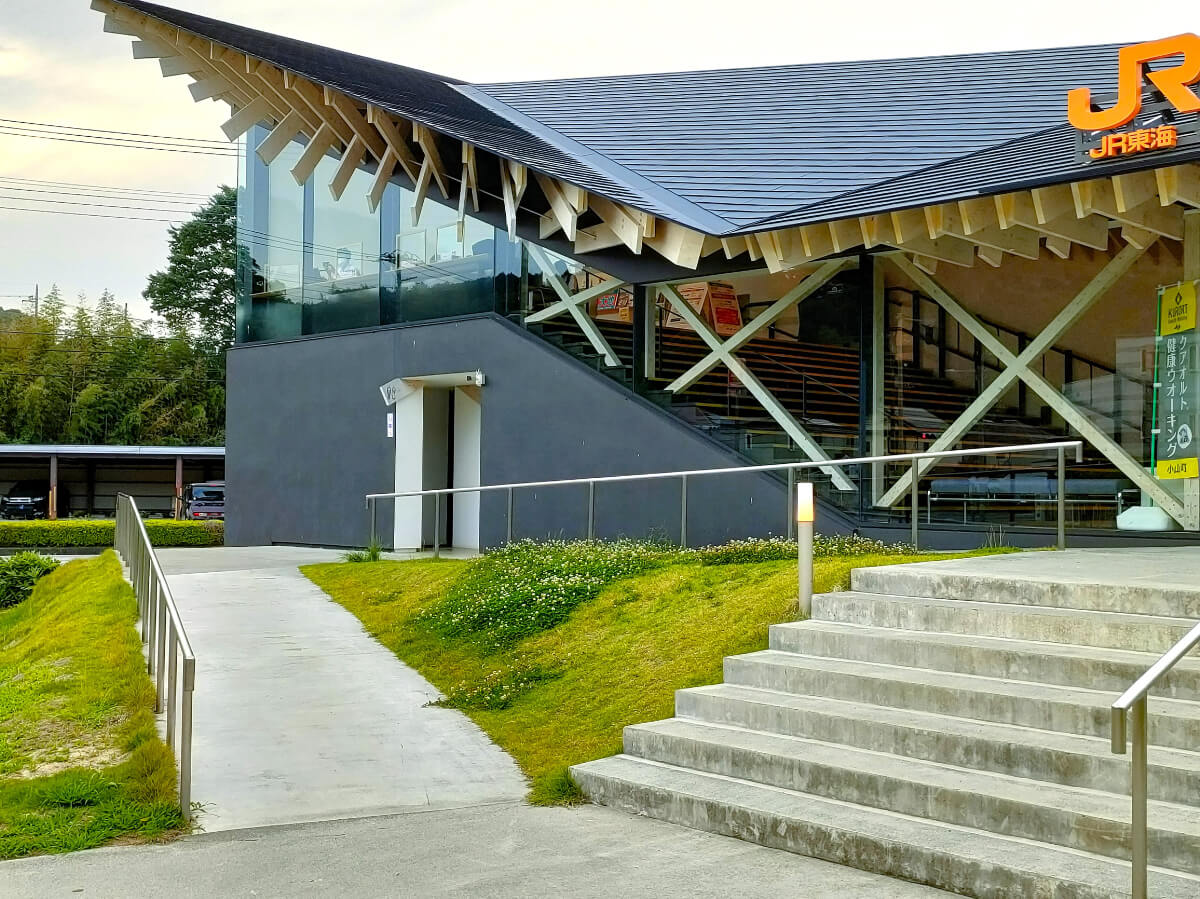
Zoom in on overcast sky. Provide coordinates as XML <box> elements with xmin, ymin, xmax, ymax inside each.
<box><xmin>0</xmin><ymin>0</ymin><xmax>1187</xmax><ymax>318</ymax></box>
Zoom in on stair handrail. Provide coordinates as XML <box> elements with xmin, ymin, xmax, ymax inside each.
<box><xmin>114</xmin><ymin>494</ymin><xmax>195</xmax><ymax>820</ymax></box>
<box><xmin>1111</xmin><ymin>620</ymin><xmax>1200</xmax><ymax>899</ymax></box>
<box><xmin>366</xmin><ymin>439</ymin><xmax>1084</xmax><ymax>557</ymax></box>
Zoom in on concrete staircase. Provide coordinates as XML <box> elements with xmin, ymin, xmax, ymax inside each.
<box><xmin>571</xmin><ymin>559</ymin><xmax>1200</xmax><ymax>898</ymax></box>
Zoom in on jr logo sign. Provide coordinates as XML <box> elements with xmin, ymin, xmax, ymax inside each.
<box><xmin>1068</xmin><ymin>34</ymin><xmax>1200</xmax><ymax>131</ymax></box>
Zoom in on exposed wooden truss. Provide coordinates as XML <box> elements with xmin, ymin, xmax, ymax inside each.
<box><xmin>95</xmin><ymin>0</ymin><xmax>1200</xmax><ymax>277</ymax></box>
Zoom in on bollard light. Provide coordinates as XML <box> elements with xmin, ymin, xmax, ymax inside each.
<box><xmin>796</xmin><ymin>482</ymin><xmax>814</xmax><ymax>523</ymax></box>
<box><xmin>796</xmin><ymin>482</ymin><xmax>814</xmax><ymax>619</ymax></box>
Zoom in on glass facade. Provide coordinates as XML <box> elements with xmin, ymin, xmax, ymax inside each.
<box><xmin>236</xmin><ymin>127</ymin><xmax>524</xmax><ymax>343</ymax></box>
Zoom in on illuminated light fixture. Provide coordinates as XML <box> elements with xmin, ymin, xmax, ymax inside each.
<box><xmin>796</xmin><ymin>481</ymin><xmax>815</xmax><ymax>523</ymax></box>
<box><xmin>796</xmin><ymin>481</ymin><xmax>815</xmax><ymax>618</ymax></box>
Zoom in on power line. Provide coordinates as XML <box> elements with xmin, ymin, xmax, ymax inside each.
<box><xmin>0</xmin><ymin>117</ymin><xmax>231</xmax><ymax>147</ymax></box>
<box><xmin>0</xmin><ymin>175</ymin><xmax>215</xmax><ymax>199</ymax></box>
<box><xmin>0</xmin><ymin>185</ymin><xmax>208</xmax><ymax>207</ymax></box>
<box><xmin>0</xmin><ymin>128</ymin><xmax>240</xmax><ymax>157</ymax></box>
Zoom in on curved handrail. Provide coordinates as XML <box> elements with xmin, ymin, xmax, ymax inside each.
<box><xmin>1110</xmin><ymin>620</ymin><xmax>1200</xmax><ymax>898</ymax></box>
<box><xmin>1111</xmin><ymin>621</ymin><xmax>1200</xmax><ymax>752</ymax></box>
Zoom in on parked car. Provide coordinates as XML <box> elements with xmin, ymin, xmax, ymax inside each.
<box><xmin>0</xmin><ymin>480</ymin><xmax>69</xmax><ymax>520</ymax></box>
<box><xmin>183</xmin><ymin>481</ymin><xmax>225</xmax><ymax>520</ymax></box>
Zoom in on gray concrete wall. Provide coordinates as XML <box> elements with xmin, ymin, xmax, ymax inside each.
<box><xmin>225</xmin><ymin>313</ymin><xmax>853</xmax><ymax>548</ymax></box>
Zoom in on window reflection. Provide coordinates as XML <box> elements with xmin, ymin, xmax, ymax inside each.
<box><xmin>236</xmin><ymin>130</ymin><xmax>523</xmax><ymax>341</ymax></box>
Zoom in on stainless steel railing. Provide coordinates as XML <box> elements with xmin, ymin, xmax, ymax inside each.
<box><xmin>366</xmin><ymin>439</ymin><xmax>1085</xmax><ymax>557</ymax></box>
<box><xmin>115</xmin><ymin>494</ymin><xmax>195</xmax><ymax>819</ymax></box>
<box><xmin>1111</xmin><ymin>621</ymin><xmax>1200</xmax><ymax>899</ymax></box>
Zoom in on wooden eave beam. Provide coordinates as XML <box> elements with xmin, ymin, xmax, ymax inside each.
<box><xmin>644</xmin><ymin>220</ymin><xmax>705</xmax><ymax>268</ymax></box>
<box><xmin>1072</xmin><ymin>178</ymin><xmax>1184</xmax><ymax>240</ymax></box>
<box><xmin>535</xmin><ymin>172</ymin><xmax>578</xmax><ymax>241</ymax></box>
<box><xmin>366</xmin><ymin>106</ymin><xmax>420</xmax><ymax>183</ymax></box>
<box><xmin>255</xmin><ymin>110</ymin><xmax>305</xmax><ymax>164</ymax></box>
<box><xmin>330</xmin><ymin>135</ymin><xmax>366</xmax><ymax>201</ymax></box>
<box><xmin>575</xmin><ymin>223</ymin><xmax>625</xmax><ymax>253</ymax></box>
<box><xmin>996</xmin><ymin>191</ymin><xmax>1109</xmax><ymax>250</ymax></box>
<box><xmin>324</xmin><ymin>88</ymin><xmax>386</xmax><ymax>161</ymax></box>
<box><xmin>1156</xmin><ymin>164</ymin><xmax>1200</xmax><ymax>208</ymax></box>
<box><xmin>413</xmin><ymin>124</ymin><xmax>451</xmax><ymax>199</ymax></box>
<box><xmin>590</xmin><ymin>195</ymin><xmax>645</xmax><ymax>254</ymax></box>
<box><xmin>928</xmin><ymin>202</ymin><xmax>1040</xmax><ymax>260</ymax></box>
<box><xmin>282</xmin><ymin>73</ymin><xmax>353</xmax><ymax>145</ymax></box>
<box><xmin>291</xmin><ymin>123</ymin><xmax>338</xmax><ymax>185</ymax></box>
<box><xmin>720</xmin><ymin>236</ymin><xmax>748</xmax><ymax>259</ymax></box>
<box><xmin>220</xmin><ymin>95</ymin><xmax>274</xmax><ymax>141</ymax></box>
<box><xmin>462</xmin><ymin>144</ymin><xmax>479</xmax><ymax>211</ymax></box>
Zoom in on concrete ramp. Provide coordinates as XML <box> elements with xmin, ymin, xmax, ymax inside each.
<box><xmin>157</xmin><ymin>547</ymin><xmax>526</xmax><ymax>833</ymax></box>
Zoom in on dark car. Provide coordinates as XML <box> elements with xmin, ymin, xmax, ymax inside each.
<box><xmin>1</xmin><ymin>480</ymin><xmax>69</xmax><ymax>520</ymax></box>
<box><xmin>184</xmin><ymin>481</ymin><xmax>225</xmax><ymax>520</ymax></box>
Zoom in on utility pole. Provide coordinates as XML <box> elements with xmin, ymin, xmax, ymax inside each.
<box><xmin>33</xmin><ymin>283</ymin><xmax>38</xmax><ymax>320</ymax></box>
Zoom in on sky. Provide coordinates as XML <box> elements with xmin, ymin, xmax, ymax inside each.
<box><xmin>0</xmin><ymin>0</ymin><xmax>1189</xmax><ymax>319</ymax></box>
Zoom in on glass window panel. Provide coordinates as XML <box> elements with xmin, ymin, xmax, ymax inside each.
<box><xmin>304</xmin><ymin>155</ymin><xmax>380</xmax><ymax>334</ymax></box>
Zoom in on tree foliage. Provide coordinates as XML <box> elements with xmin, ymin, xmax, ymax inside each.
<box><xmin>143</xmin><ymin>186</ymin><xmax>236</xmax><ymax>350</ymax></box>
<box><xmin>0</xmin><ymin>286</ymin><xmax>224</xmax><ymax>446</ymax></box>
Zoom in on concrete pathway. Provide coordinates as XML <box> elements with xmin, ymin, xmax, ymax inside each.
<box><xmin>2</xmin><ymin>801</ymin><xmax>951</xmax><ymax>898</ymax></box>
<box><xmin>154</xmin><ymin>547</ymin><xmax>526</xmax><ymax>833</ymax></box>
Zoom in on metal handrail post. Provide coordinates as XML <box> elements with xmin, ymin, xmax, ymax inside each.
<box><xmin>432</xmin><ymin>492</ymin><xmax>441</xmax><ymax>559</ymax></box>
<box><xmin>910</xmin><ymin>459</ymin><xmax>919</xmax><ymax>550</ymax></box>
<box><xmin>1131</xmin><ymin>697</ymin><xmax>1148</xmax><ymax>899</ymax></box>
<box><xmin>179</xmin><ymin>660</ymin><xmax>194</xmax><ymax>816</ymax></box>
<box><xmin>155</xmin><ymin>586</ymin><xmax>168</xmax><ymax>713</ymax></box>
<box><xmin>680</xmin><ymin>474</ymin><xmax>688</xmax><ymax>548</ymax></box>
<box><xmin>147</xmin><ymin>570</ymin><xmax>157</xmax><ymax>675</ymax></box>
<box><xmin>587</xmin><ymin>481</ymin><xmax>596</xmax><ymax>540</ymax></box>
<box><xmin>368</xmin><ymin>497</ymin><xmax>376</xmax><ymax>546</ymax></box>
<box><xmin>507</xmin><ymin>487</ymin><xmax>514</xmax><ymax>544</ymax></box>
<box><xmin>1057</xmin><ymin>446</ymin><xmax>1066</xmax><ymax>550</ymax></box>
<box><xmin>166</xmin><ymin>621</ymin><xmax>178</xmax><ymax>746</ymax></box>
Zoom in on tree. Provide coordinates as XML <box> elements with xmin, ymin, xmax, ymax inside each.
<box><xmin>144</xmin><ymin>186</ymin><xmax>236</xmax><ymax>350</ymax></box>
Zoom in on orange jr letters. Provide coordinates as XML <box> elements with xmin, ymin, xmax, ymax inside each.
<box><xmin>1068</xmin><ymin>34</ymin><xmax>1200</xmax><ymax>131</ymax></box>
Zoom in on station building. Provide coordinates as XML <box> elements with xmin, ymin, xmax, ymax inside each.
<box><xmin>94</xmin><ymin>1</ymin><xmax>1200</xmax><ymax>549</ymax></box>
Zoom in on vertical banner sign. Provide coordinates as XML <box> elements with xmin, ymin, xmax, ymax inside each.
<box><xmin>1156</xmin><ymin>281</ymin><xmax>1199</xmax><ymax>479</ymax></box>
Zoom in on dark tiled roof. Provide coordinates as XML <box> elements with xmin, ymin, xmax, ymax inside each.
<box><xmin>109</xmin><ymin>2</ymin><xmax>1200</xmax><ymax>236</ymax></box>
<box><xmin>114</xmin><ymin>0</ymin><xmax>665</xmax><ymax>216</ymax></box>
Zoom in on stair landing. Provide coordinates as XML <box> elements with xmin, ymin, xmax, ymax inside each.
<box><xmin>572</xmin><ymin>547</ymin><xmax>1200</xmax><ymax>899</ymax></box>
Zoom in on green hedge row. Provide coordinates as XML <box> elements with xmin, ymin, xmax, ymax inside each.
<box><xmin>0</xmin><ymin>519</ymin><xmax>224</xmax><ymax>548</ymax></box>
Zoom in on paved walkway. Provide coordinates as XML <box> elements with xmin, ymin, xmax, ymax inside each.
<box><xmin>3</xmin><ymin>801</ymin><xmax>950</xmax><ymax>898</ymax></box>
<box><xmin>154</xmin><ymin>547</ymin><xmax>526</xmax><ymax>832</ymax></box>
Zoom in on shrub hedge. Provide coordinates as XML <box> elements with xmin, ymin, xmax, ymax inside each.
<box><xmin>0</xmin><ymin>552</ymin><xmax>59</xmax><ymax>608</ymax></box>
<box><xmin>0</xmin><ymin>519</ymin><xmax>223</xmax><ymax>548</ymax></box>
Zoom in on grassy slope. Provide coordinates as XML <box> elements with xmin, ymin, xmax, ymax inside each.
<box><xmin>304</xmin><ymin>551</ymin><xmax>972</xmax><ymax>803</ymax></box>
<box><xmin>0</xmin><ymin>552</ymin><xmax>184</xmax><ymax>859</ymax></box>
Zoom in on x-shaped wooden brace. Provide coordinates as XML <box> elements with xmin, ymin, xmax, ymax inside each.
<box><xmin>657</xmin><ymin>283</ymin><xmax>857</xmax><ymax>492</ymax></box>
<box><xmin>524</xmin><ymin>245</ymin><xmax>628</xmax><ymax>368</ymax></box>
<box><xmin>879</xmin><ymin>247</ymin><xmax>1190</xmax><ymax>525</ymax></box>
<box><xmin>667</xmin><ymin>257</ymin><xmax>857</xmax><ymax>392</ymax></box>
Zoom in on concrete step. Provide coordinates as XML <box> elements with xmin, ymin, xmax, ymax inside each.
<box><xmin>851</xmin><ymin>562</ymin><xmax>1200</xmax><ymax>618</ymax></box>
<box><xmin>769</xmin><ymin>619</ymin><xmax>1200</xmax><ymax>699</ymax></box>
<box><xmin>622</xmin><ymin>718</ymin><xmax>1200</xmax><ymax>872</ymax></box>
<box><xmin>812</xmin><ymin>591</ymin><xmax>1195</xmax><ymax>653</ymax></box>
<box><xmin>724</xmin><ymin>650</ymin><xmax>1200</xmax><ymax>749</ymax></box>
<box><xmin>571</xmin><ymin>754</ymin><xmax>1200</xmax><ymax>899</ymax></box>
<box><xmin>675</xmin><ymin>683</ymin><xmax>1200</xmax><ymax>802</ymax></box>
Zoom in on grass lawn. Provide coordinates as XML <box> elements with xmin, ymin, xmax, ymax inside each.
<box><xmin>0</xmin><ymin>552</ymin><xmax>185</xmax><ymax>859</ymax></box>
<box><xmin>303</xmin><ymin>546</ymin><xmax>993</xmax><ymax>804</ymax></box>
